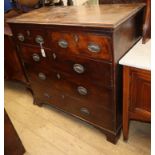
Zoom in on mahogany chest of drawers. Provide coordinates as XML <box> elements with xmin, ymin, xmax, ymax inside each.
<box><xmin>7</xmin><ymin>4</ymin><xmax>145</xmax><ymax>143</ymax></box>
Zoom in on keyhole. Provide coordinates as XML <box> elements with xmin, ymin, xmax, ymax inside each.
<box><xmin>27</xmin><ymin>30</ymin><xmax>30</xmax><ymax>36</ymax></box>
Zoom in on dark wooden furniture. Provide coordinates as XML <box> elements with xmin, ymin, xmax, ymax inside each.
<box><xmin>4</xmin><ymin>24</ymin><xmax>28</xmax><ymax>84</ymax></box>
<box><xmin>7</xmin><ymin>4</ymin><xmax>145</xmax><ymax>144</ymax></box>
<box><xmin>4</xmin><ymin>8</ymin><xmax>28</xmax><ymax>84</ymax></box>
<box><xmin>142</xmin><ymin>0</ymin><xmax>151</xmax><ymax>43</ymax></box>
<box><xmin>4</xmin><ymin>110</ymin><xmax>25</xmax><ymax>155</ymax></box>
<box><xmin>122</xmin><ymin>66</ymin><xmax>151</xmax><ymax>140</ymax></box>
<box><xmin>99</xmin><ymin>0</ymin><xmax>151</xmax><ymax>44</ymax></box>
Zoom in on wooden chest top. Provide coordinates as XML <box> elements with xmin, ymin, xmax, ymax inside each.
<box><xmin>7</xmin><ymin>3</ymin><xmax>145</xmax><ymax>28</ymax></box>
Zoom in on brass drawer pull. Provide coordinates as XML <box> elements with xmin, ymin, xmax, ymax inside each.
<box><xmin>80</xmin><ymin>107</ymin><xmax>90</xmax><ymax>115</ymax></box>
<box><xmin>32</xmin><ymin>53</ymin><xmax>40</xmax><ymax>62</ymax></box>
<box><xmin>73</xmin><ymin>64</ymin><xmax>85</xmax><ymax>74</ymax></box>
<box><xmin>17</xmin><ymin>33</ymin><xmax>25</xmax><ymax>42</ymax></box>
<box><xmin>58</xmin><ymin>39</ymin><xmax>68</xmax><ymax>48</ymax></box>
<box><xmin>35</xmin><ymin>35</ymin><xmax>44</xmax><ymax>44</ymax></box>
<box><xmin>88</xmin><ymin>43</ymin><xmax>101</xmax><ymax>53</ymax></box>
<box><xmin>38</xmin><ymin>73</ymin><xmax>46</xmax><ymax>80</ymax></box>
<box><xmin>77</xmin><ymin>86</ymin><xmax>87</xmax><ymax>95</ymax></box>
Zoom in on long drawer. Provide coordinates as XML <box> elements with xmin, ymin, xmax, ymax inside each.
<box><xmin>24</xmin><ymin>63</ymin><xmax>114</xmax><ymax>111</ymax></box>
<box><xmin>20</xmin><ymin>45</ymin><xmax>113</xmax><ymax>88</ymax></box>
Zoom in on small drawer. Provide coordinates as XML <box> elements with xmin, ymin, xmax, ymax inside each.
<box><xmin>12</xmin><ymin>26</ymin><xmax>49</xmax><ymax>47</ymax></box>
<box><xmin>50</xmin><ymin>31</ymin><xmax>112</xmax><ymax>61</ymax></box>
<box><xmin>19</xmin><ymin>45</ymin><xmax>52</xmax><ymax>67</ymax></box>
<box><xmin>50</xmin><ymin>52</ymin><xmax>113</xmax><ymax>88</ymax></box>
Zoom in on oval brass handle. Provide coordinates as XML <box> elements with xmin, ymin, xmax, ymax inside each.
<box><xmin>88</xmin><ymin>43</ymin><xmax>101</xmax><ymax>53</ymax></box>
<box><xmin>80</xmin><ymin>107</ymin><xmax>90</xmax><ymax>115</ymax></box>
<box><xmin>35</xmin><ymin>35</ymin><xmax>44</xmax><ymax>44</ymax></box>
<box><xmin>77</xmin><ymin>86</ymin><xmax>87</xmax><ymax>95</ymax></box>
<box><xmin>73</xmin><ymin>64</ymin><xmax>85</xmax><ymax>74</ymax></box>
<box><xmin>58</xmin><ymin>39</ymin><xmax>68</xmax><ymax>48</ymax></box>
<box><xmin>32</xmin><ymin>53</ymin><xmax>40</xmax><ymax>62</ymax></box>
<box><xmin>38</xmin><ymin>73</ymin><xmax>46</xmax><ymax>80</ymax></box>
<box><xmin>17</xmin><ymin>33</ymin><xmax>25</xmax><ymax>42</ymax></box>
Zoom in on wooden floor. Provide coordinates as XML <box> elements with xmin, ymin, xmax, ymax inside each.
<box><xmin>4</xmin><ymin>81</ymin><xmax>151</xmax><ymax>155</ymax></box>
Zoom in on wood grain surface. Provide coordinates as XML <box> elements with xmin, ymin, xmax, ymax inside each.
<box><xmin>7</xmin><ymin>4</ymin><xmax>145</xmax><ymax>28</ymax></box>
<box><xmin>123</xmin><ymin>66</ymin><xmax>151</xmax><ymax>140</ymax></box>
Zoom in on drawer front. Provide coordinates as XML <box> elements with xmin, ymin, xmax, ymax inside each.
<box><xmin>12</xmin><ymin>26</ymin><xmax>49</xmax><ymax>47</ymax></box>
<box><xmin>24</xmin><ymin>64</ymin><xmax>114</xmax><ymax>110</ymax></box>
<box><xmin>50</xmin><ymin>52</ymin><xmax>113</xmax><ymax>88</ymax></box>
<box><xmin>35</xmin><ymin>87</ymin><xmax>114</xmax><ymax>130</ymax></box>
<box><xmin>50</xmin><ymin>31</ymin><xmax>112</xmax><ymax>61</ymax></box>
<box><xmin>129</xmin><ymin>68</ymin><xmax>151</xmax><ymax>113</ymax></box>
<box><xmin>19</xmin><ymin>45</ymin><xmax>52</xmax><ymax>67</ymax></box>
